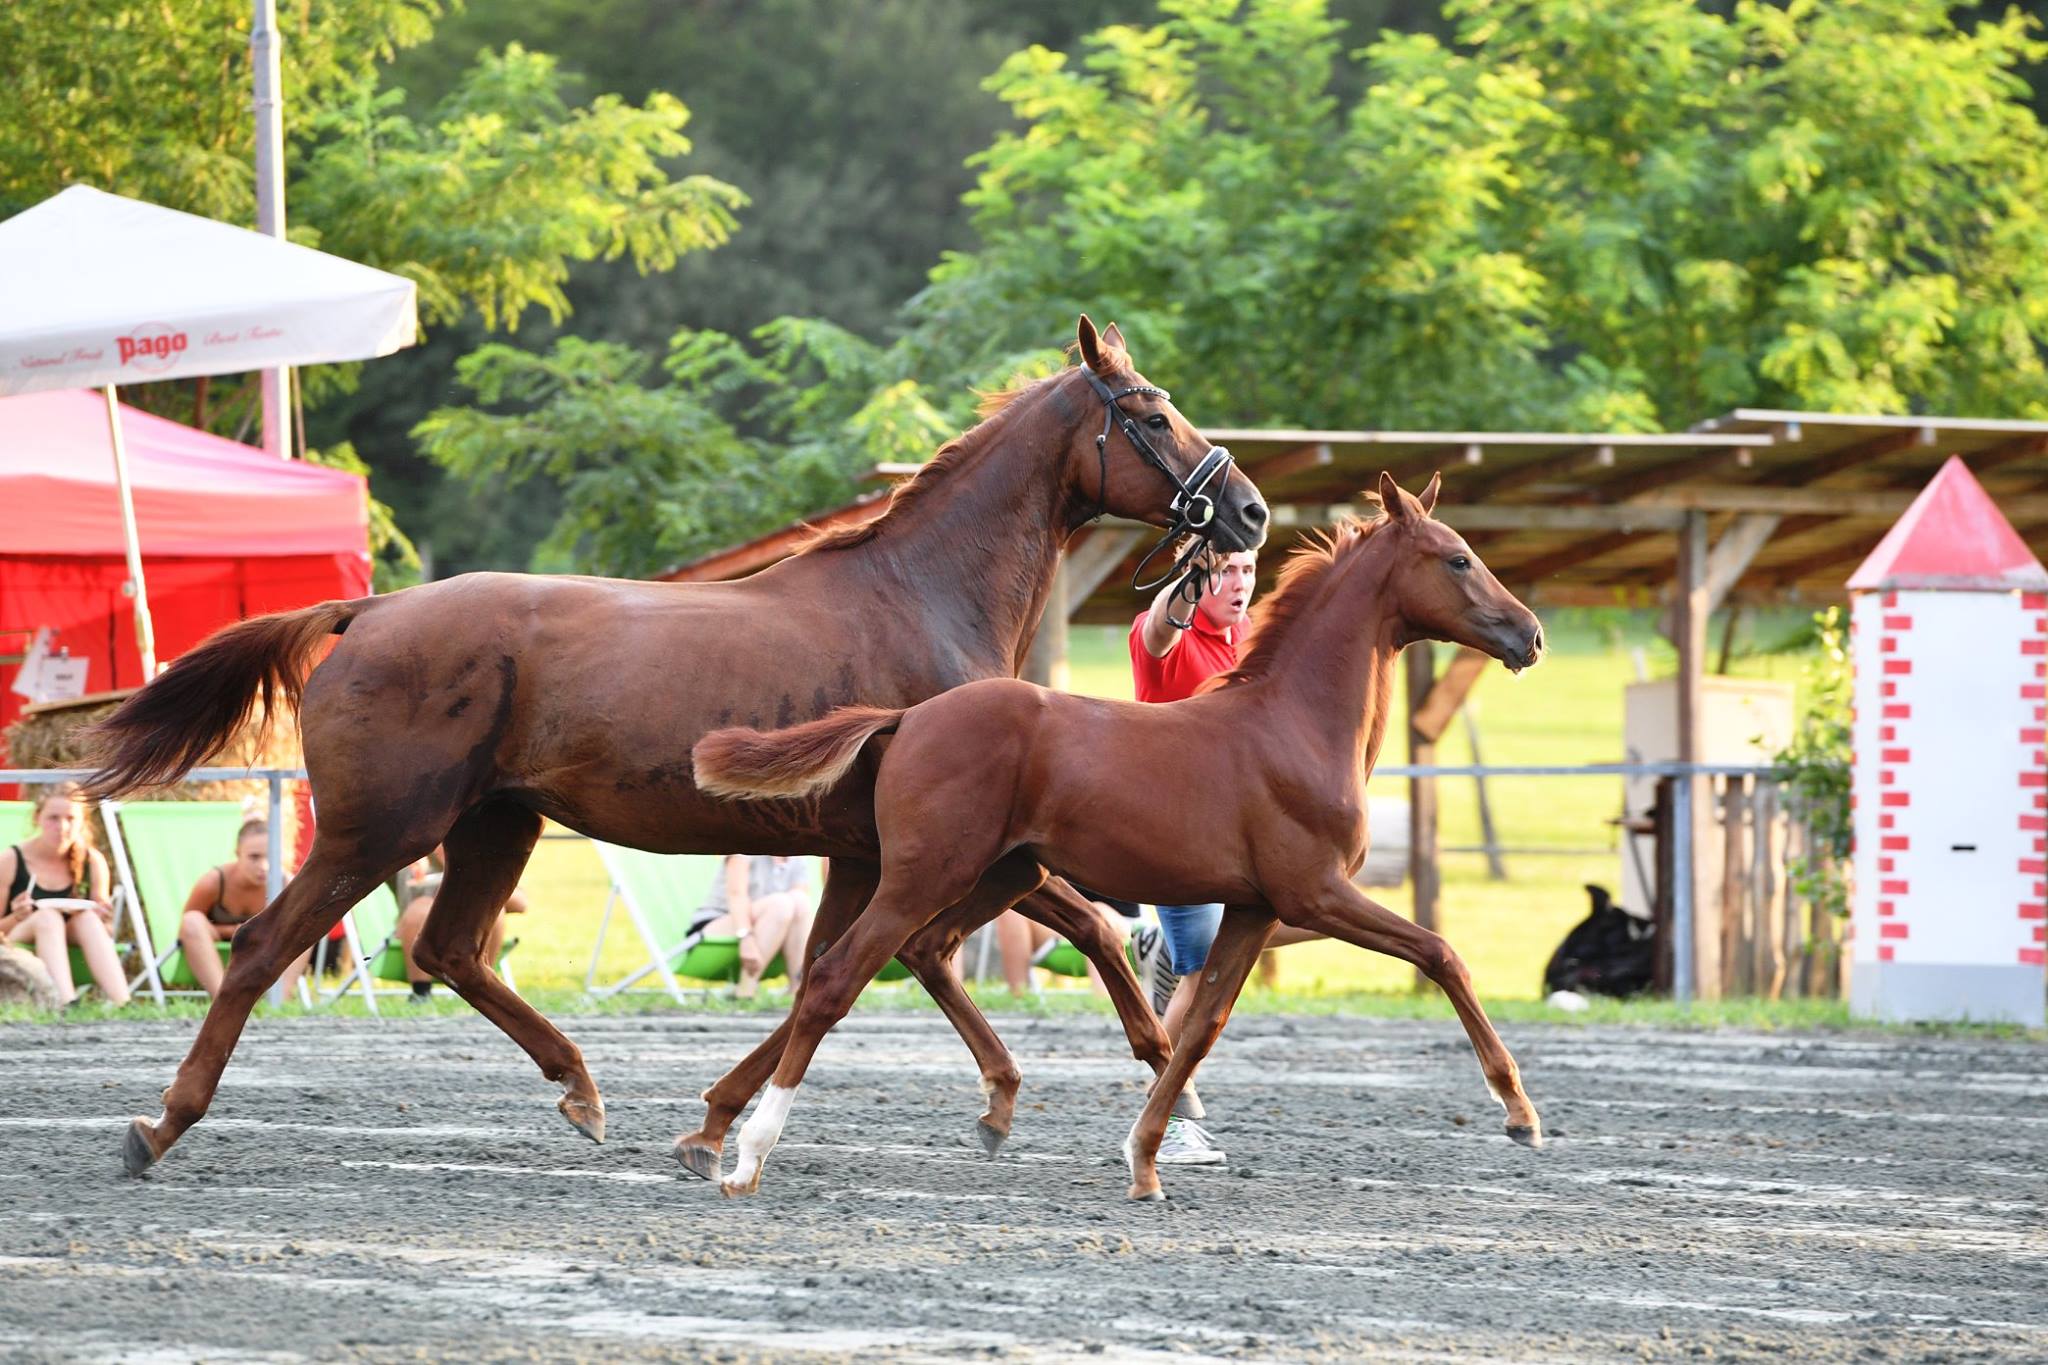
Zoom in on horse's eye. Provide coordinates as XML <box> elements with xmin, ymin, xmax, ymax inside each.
<box><xmin>1449</xmin><ymin>555</ymin><xmax>1471</xmax><ymax>571</ymax></box>
<box><xmin>1145</xmin><ymin>413</ymin><xmax>1170</xmax><ymax>430</ymax></box>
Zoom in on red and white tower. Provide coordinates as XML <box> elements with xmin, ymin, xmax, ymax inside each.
<box><xmin>1848</xmin><ymin>456</ymin><xmax>2048</xmax><ymax>1026</ymax></box>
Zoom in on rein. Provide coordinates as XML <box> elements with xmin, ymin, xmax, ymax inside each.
<box><xmin>1080</xmin><ymin>369</ymin><xmax>1235</xmax><ymax>616</ymax></box>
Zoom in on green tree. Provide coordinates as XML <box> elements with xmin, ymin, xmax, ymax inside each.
<box><xmin>902</xmin><ymin>0</ymin><xmax>2048</xmax><ymax>431</ymax></box>
<box><xmin>1</xmin><ymin>1</ymin><xmax>743</xmax><ymax>580</ymax></box>
<box><xmin>414</xmin><ymin>319</ymin><xmax>976</xmax><ymax>577</ymax></box>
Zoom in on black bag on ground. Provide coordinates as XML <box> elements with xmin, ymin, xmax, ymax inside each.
<box><xmin>1542</xmin><ymin>884</ymin><xmax>1656</xmax><ymax>999</ymax></box>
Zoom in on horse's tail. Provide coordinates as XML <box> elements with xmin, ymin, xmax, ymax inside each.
<box><xmin>692</xmin><ymin>706</ymin><xmax>906</xmax><ymax>802</ymax></box>
<box><xmin>81</xmin><ymin>599</ymin><xmax>366</xmax><ymax>799</ymax></box>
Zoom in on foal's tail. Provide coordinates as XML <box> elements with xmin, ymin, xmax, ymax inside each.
<box><xmin>692</xmin><ymin>706</ymin><xmax>906</xmax><ymax>802</ymax></box>
<box><xmin>82</xmin><ymin>599</ymin><xmax>367</xmax><ymax>799</ymax></box>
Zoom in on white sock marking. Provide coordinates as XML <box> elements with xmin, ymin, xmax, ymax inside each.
<box><xmin>727</xmin><ymin>1084</ymin><xmax>797</xmax><ymax>1188</ymax></box>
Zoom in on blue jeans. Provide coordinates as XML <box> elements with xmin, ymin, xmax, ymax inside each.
<box><xmin>1155</xmin><ymin>902</ymin><xmax>1224</xmax><ymax>975</ymax></box>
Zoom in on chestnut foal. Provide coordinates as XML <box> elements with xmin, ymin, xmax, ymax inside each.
<box><xmin>694</xmin><ymin>472</ymin><xmax>1546</xmax><ymax>1200</ymax></box>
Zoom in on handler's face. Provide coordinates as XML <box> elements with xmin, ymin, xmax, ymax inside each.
<box><xmin>1197</xmin><ymin>551</ymin><xmax>1257</xmax><ymax>630</ymax></box>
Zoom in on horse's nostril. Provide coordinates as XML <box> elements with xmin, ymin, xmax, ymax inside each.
<box><xmin>1244</xmin><ymin>501</ymin><xmax>1269</xmax><ymax>525</ymax></box>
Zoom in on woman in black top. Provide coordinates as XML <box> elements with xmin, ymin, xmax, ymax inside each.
<box><xmin>0</xmin><ymin>783</ymin><xmax>128</xmax><ymax>1007</ymax></box>
<box><xmin>176</xmin><ymin>817</ymin><xmax>308</xmax><ymax>999</ymax></box>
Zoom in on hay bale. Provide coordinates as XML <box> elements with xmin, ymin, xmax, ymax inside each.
<box><xmin>0</xmin><ymin>945</ymin><xmax>61</xmax><ymax>1011</ymax></box>
<box><xmin>6</xmin><ymin>688</ymin><xmax>301</xmax><ymax>809</ymax></box>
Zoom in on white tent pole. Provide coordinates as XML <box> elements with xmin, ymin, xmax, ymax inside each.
<box><xmin>103</xmin><ymin>385</ymin><xmax>158</xmax><ymax>679</ymax></box>
<box><xmin>252</xmin><ymin>0</ymin><xmax>292</xmax><ymax>460</ymax></box>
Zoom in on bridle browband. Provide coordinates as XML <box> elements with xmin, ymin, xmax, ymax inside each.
<box><xmin>1080</xmin><ymin>368</ymin><xmax>1237</xmax><ymax>615</ymax></box>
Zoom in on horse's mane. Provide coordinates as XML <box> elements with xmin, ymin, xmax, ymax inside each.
<box><xmin>1202</xmin><ymin>514</ymin><xmax>1389</xmax><ymax>691</ymax></box>
<box><xmin>799</xmin><ymin>369</ymin><xmax>1069</xmax><ymax>554</ymax></box>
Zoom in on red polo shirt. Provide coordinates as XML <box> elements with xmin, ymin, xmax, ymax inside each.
<box><xmin>1128</xmin><ymin>609</ymin><xmax>1242</xmax><ymax>703</ymax></box>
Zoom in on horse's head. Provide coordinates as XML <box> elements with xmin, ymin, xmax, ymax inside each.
<box><xmin>1060</xmin><ymin>315</ymin><xmax>1268</xmax><ymax>553</ymax></box>
<box><xmin>1377</xmin><ymin>470</ymin><xmax>1544</xmax><ymax>673</ymax></box>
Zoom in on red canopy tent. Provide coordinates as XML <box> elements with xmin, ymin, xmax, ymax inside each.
<box><xmin>0</xmin><ymin>388</ymin><xmax>370</xmax><ymax>747</ymax></box>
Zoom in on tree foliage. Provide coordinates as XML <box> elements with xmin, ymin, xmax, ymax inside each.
<box><xmin>904</xmin><ymin>0</ymin><xmax>2048</xmax><ymax>431</ymax></box>
<box><xmin>0</xmin><ymin>2</ymin><xmax>740</xmax><ymax>425</ymax></box>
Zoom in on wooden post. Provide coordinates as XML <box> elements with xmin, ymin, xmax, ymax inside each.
<box><xmin>1022</xmin><ymin>562</ymin><xmax>1069</xmax><ymax>690</ymax></box>
<box><xmin>1462</xmin><ymin>705</ymin><xmax>1508</xmax><ymax>881</ymax></box>
<box><xmin>1652</xmin><ymin>776</ymin><xmax>1676</xmax><ymax>996</ymax></box>
<box><xmin>1721</xmin><ymin>775</ymin><xmax>1749</xmax><ymax>996</ymax></box>
<box><xmin>1406</xmin><ymin>643</ymin><xmax>1440</xmax><ymax>989</ymax></box>
<box><xmin>1753</xmin><ymin>780</ymin><xmax>1783</xmax><ymax>999</ymax></box>
<box><xmin>1675</xmin><ymin>509</ymin><xmax>1718</xmax><ymax>998</ymax></box>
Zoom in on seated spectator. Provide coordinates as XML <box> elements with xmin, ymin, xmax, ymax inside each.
<box><xmin>178</xmin><ymin>817</ymin><xmax>309</xmax><ymax>1000</ymax></box>
<box><xmin>394</xmin><ymin>847</ymin><xmax>526</xmax><ymax>1002</ymax></box>
<box><xmin>0</xmin><ymin>783</ymin><xmax>130</xmax><ymax>1008</ymax></box>
<box><xmin>692</xmin><ymin>855</ymin><xmax>815</xmax><ymax>998</ymax></box>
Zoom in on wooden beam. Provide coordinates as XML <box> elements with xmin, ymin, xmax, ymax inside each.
<box><xmin>1464</xmin><ymin>444</ymin><xmax>1615</xmax><ymax>501</ymax></box>
<box><xmin>1271</xmin><ymin>502</ymin><xmax>1685</xmax><ymax>532</ymax></box>
<box><xmin>1675</xmin><ymin>510</ymin><xmax>1717</xmax><ymax>1001</ymax></box>
<box><xmin>1764</xmin><ymin>426</ymin><xmax>1937</xmax><ymax>488</ymax></box>
<box><xmin>1623</xmin><ymin>484</ymin><xmax>2048</xmax><ymax>520</ymax></box>
<box><xmin>1061</xmin><ymin>527</ymin><xmax>1145</xmax><ymax>611</ymax></box>
<box><xmin>1244</xmin><ymin>442</ymin><xmax>1334</xmax><ymax>484</ymax></box>
<box><xmin>1409</xmin><ymin>646</ymin><xmax>1489</xmax><ymax>743</ymax></box>
<box><xmin>1658</xmin><ymin>514</ymin><xmax>1781</xmax><ymax>640</ymax></box>
<box><xmin>1023</xmin><ymin>562</ymin><xmax>1069</xmax><ymax>689</ymax></box>
<box><xmin>1506</xmin><ymin>530</ymin><xmax>1641</xmax><ymax>585</ymax></box>
<box><xmin>1566</xmin><ymin>446</ymin><xmax>1754</xmax><ymax>504</ymax></box>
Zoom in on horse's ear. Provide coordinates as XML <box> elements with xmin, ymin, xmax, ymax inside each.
<box><xmin>1101</xmin><ymin>321</ymin><xmax>1127</xmax><ymax>352</ymax></box>
<box><xmin>1077</xmin><ymin>315</ymin><xmax>1107</xmax><ymax>373</ymax></box>
<box><xmin>1378</xmin><ymin>470</ymin><xmax>1410</xmax><ymax>521</ymax></box>
<box><xmin>1417</xmin><ymin>470</ymin><xmax>1441</xmax><ymax>515</ymax></box>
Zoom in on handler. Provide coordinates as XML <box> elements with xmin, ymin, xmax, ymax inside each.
<box><xmin>1128</xmin><ymin>547</ymin><xmax>1323</xmax><ymax>1166</ymax></box>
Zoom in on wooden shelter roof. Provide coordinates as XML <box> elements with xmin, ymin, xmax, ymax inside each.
<box><xmin>660</xmin><ymin>408</ymin><xmax>2048</xmax><ymax>620</ymax></box>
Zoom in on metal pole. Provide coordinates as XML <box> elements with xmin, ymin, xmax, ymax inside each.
<box><xmin>252</xmin><ymin>0</ymin><xmax>291</xmax><ymax>459</ymax></box>
<box><xmin>1671</xmin><ymin>772</ymin><xmax>1695</xmax><ymax>1004</ymax></box>
<box><xmin>103</xmin><ymin>385</ymin><xmax>158</xmax><ymax>678</ymax></box>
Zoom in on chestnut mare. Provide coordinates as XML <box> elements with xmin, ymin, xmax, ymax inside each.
<box><xmin>692</xmin><ymin>473</ymin><xmax>1545</xmax><ymax>1200</ymax></box>
<box><xmin>84</xmin><ymin>317</ymin><xmax>1269</xmax><ymax>1177</ymax></box>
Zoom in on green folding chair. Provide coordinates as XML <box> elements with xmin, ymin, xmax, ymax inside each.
<box><xmin>0</xmin><ymin>798</ymin><xmax>138</xmax><ymax>1000</ymax></box>
<box><xmin>103</xmin><ymin>799</ymin><xmax>378</xmax><ymax>1008</ymax></box>
<box><xmin>585</xmin><ymin>844</ymin><xmax>789</xmax><ymax>1000</ymax></box>
<box><xmin>325</xmin><ymin>877</ymin><xmax>521</xmax><ymax>1006</ymax></box>
<box><xmin>100</xmin><ymin>800</ymin><xmax>249</xmax><ymax>1002</ymax></box>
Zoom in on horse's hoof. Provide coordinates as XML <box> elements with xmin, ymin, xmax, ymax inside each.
<box><xmin>974</xmin><ymin>1118</ymin><xmax>1007</xmax><ymax>1159</ymax></box>
<box><xmin>558</xmin><ymin>1095</ymin><xmax>606</xmax><ymax>1145</ymax></box>
<box><xmin>123</xmin><ymin>1119</ymin><xmax>163</xmax><ymax>1177</ymax></box>
<box><xmin>673</xmin><ymin>1136</ymin><xmax>721</xmax><ymax>1182</ymax></box>
<box><xmin>718</xmin><ymin>1175</ymin><xmax>760</xmax><ymax>1199</ymax></box>
<box><xmin>1172</xmin><ymin>1087</ymin><xmax>1205</xmax><ymax>1121</ymax></box>
<box><xmin>1127</xmin><ymin>1183</ymin><xmax>1166</xmax><ymax>1203</ymax></box>
<box><xmin>1506</xmin><ymin>1123</ymin><xmax>1544</xmax><ymax>1150</ymax></box>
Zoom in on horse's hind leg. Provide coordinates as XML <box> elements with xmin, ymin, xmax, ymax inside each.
<box><xmin>412</xmin><ymin>799</ymin><xmax>605</xmax><ymax>1143</ymax></box>
<box><xmin>1123</xmin><ymin>906</ymin><xmax>1274</xmax><ymax>1202</ymax></box>
<box><xmin>720</xmin><ymin>850</ymin><xmax>1038</xmax><ymax>1198</ymax></box>
<box><xmin>674</xmin><ymin>858</ymin><xmax>880</xmax><ymax>1180</ymax></box>
<box><xmin>125</xmin><ymin>845</ymin><xmax>412</xmax><ymax>1175</ymax></box>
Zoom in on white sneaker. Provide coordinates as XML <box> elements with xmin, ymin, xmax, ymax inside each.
<box><xmin>1129</xmin><ymin>923</ymin><xmax>1180</xmax><ymax>1017</ymax></box>
<box><xmin>1153</xmin><ymin>1116</ymin><xmax>1226</xmax><ymax>1166</ymax></box>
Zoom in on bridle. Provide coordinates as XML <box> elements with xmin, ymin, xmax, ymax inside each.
<box><xmin>1081</xmin><ymin>369</ymin><xmax>1236</xmax><ymax>611</ymax></box>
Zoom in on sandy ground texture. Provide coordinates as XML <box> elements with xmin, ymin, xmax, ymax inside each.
<box><xmin>1</xmin><ymin>1009</ymin><xmax>2044</xmax><ymax>1363</ymax></box>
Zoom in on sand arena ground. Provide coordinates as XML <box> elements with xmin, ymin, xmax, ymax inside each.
<box><xmin>1</xmin><ymin>1010</ymin><xmax>2044</xmax><ymax>1362</ymax></box>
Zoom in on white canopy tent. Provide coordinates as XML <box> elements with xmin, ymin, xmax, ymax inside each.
<box><xmin>0</xmin><ymin>184</ymin><xmax>417</xmax><ymax>674</ymax></box>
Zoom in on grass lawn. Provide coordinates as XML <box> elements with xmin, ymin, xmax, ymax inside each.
<box><xmin>451</xmin><ymin>605</ymin><xmax>1821</xmax><ymax>1006</ymax></box>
